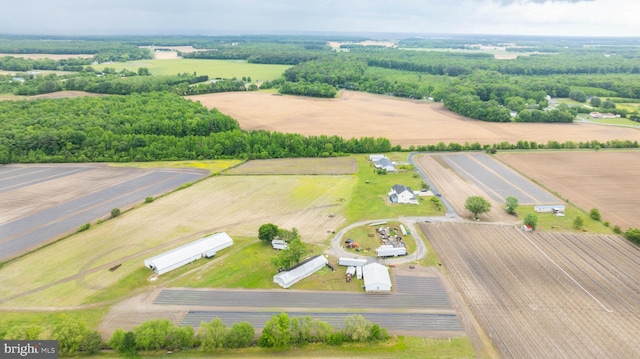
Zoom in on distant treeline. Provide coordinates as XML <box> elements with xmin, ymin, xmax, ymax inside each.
<box><xmin>0</xmin><ymin>93</ymin><xmax>395</xmax><ymax>164</ymax></box>
<box><xmin>0</xmin><ymin>39</ymin><xmax>153</xmax><ymax>62</ymax></box>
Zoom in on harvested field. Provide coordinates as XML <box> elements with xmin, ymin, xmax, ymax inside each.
<box><xmin>0</xmin><ymin>163</ymin><xmax>207</xmax><ymax>261</ymax></box>
<box><xmin>413</xmin><ymin>154</ymin><xmax>515</xmax><ymax>222</ymax></box>
<box><xmin>28</xmin><ymin>91</ymin><xmax>103</xmax><ymax>99</ymax></box>
<box><xmin>189</xmin><ymin>91</ymin><xmax>640</xmax><ymax>147</ymax></box>
<box><xmin>438</xmin><ymin>153</ymin><xmax>558</xmax><ymax>205</ymax></box>
<box><xmin>0</xmin><ymin>175</ymin><xmax>354</xmax><ymax>307</ymax></box>
<box><xmin>421</xmin><ymin>222</ymin><xmax>640</xmax><ymax>359</ymax></box>
<box><xmin>0</xmin><ymin>53</ymin><xmax>94</xmax><ymax>60</ymax></box>
<box><xmin>498</xmin><ymin>151</ymin><xmax>640</xmax><ymax>230</ymax></box>
<box><xmin>227</xmin><ymin>157</ymin><xmax>357</xmax><ymax>175</ymax></box>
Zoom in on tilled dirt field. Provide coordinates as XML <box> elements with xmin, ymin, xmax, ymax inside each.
<box><xmin>188</xmin><ymin>91</ymin><xmax>640</xmax><ymax>147</ymax></box>
<box><xmin>413</xmin><ymin>154</ymin><xmax>515</xmax><ymax>222</ymax></box>
<box><xmin>421</xmin><ymin>222</ymin><xmax>640</xmax><ymax>359</ymax></box>
<box><xmin>498</xmin><ymin>151</ymin><xmax>640</xmax><ymax>230</ymax></box>
<box><xmin>227</xmin><ymin>157</ymin><xmax>357</xmax><ymax>175</ymax></box>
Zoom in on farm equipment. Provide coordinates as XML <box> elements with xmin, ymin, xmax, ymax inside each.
<box><xmin>346</xmin><ymin>266</ymin><xmax>356</xmax><ymax>282</ymax></box>
<box><xmin>347</xmin><ymin>242</ymin><xmax>359</xmax><ymax>249</ymax></box>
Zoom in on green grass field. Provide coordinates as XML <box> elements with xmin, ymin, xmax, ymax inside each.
<box><xmin>109</xmin><ymin>159</ymin><xmax>243</xmax><ymax>174</ymax></box>
<box><xmin>578</xmin><ymin>114</ymin><xmax>640</xmax><ymax>127</ymax></box>
<box><xmin>516</xmin><ymin>204</ymin><xmax>612</xmax><ymax>234</ymax></box>
<box><xmin>95</xmin><ymin>58</ymin><xmax>290</xmax><ymax>81</ymax></box>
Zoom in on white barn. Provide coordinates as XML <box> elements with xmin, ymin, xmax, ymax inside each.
<box><xmin>363</xmin><ymin>263</ymin><xmax>392</xmax><ymax>292</ymax></box>
<box><xmin>273</xmin><ymin>255</ymin><xmax>328</xmax><ymax>288</ymax></box>
<box><xmin>144</xmin><ymin>232</ymin><xmax>233</xmax><ymax>275</ymax></box>
<box><xmin>338</xmin><ymin>257</ymin><xmax>368</xmax><ymax>267</ymax></box>
<box><xmin>369</xmin><ymin>154</ymin><xmax>386</xmax><ymax>161</ymax></box>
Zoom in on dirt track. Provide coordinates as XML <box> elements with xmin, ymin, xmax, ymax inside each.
<box><xmin>189</xmin><ymin>91</ymin><xmax>640</xmax><ymax>147</ymax></box>
<box><xmin>421</xmin><ymin>222</ymin><xmax>640</xmax><ymax>359</ymax></box>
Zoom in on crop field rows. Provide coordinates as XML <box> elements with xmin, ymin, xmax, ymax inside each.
<box><xmin>438</xmin><ymin>153</ymin><xmax>559</xmax><ymax>205</ymax></box>
<box><xmin>420</xmin><ymin>222</ymin><xmax>640</xmax><ymax>358</ymax></box>
<box><xmin>0</xmin><ymin>164</ymin><xmax>207</xmax><ymax>260</ymax></box>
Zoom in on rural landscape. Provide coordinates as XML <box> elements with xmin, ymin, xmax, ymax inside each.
<box><xmin>1</xmin><ymin>20</ymin><xmax>640</xmax><ymax>359</ymax></box>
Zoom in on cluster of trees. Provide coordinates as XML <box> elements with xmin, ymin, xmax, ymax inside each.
<box><xmin>3</xmin><ymin>314</ymin><xmax>390</xmax><ymax>356</ymax></box>
<box><xmin>278</xmin><ymin>81</ymin><xmax>337</xmax><ymax>98</ymax></box>
<box><xmin>180</xmin><ymin>42</ymin><xmax>331</xmax><ymax>65</ymax></box>
<box><xmin>0</xmin><ymin>93</ymin><xmax>397</xmax><ymax>164</ymax></box>
<box><xmin>0</xmin><ymin>56</ymin><xmax>91</xmax><ymax>72</ymax></box>
<box><xmin>258</xmin><ymin>224</ymin><xmax>308</xmax><ymax>270</ymax></box>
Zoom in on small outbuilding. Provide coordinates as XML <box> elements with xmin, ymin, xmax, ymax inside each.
<box><xmin>271</xmin><ymin>239</ymin><xmax>288</xmax><ymax>250</ymax></box>
<box><xmin>144</xmin><ymin>232</ymin><xmax>233</xmax><ymax>275</ymax></box>
<box><xmin>535</xmin><ymin>205</ymin><xmax>566</xmax><ymax>213</ymax></box>
<box><xmin>273</xmin><ymin>255</ymin><xmax>328</xmax><ymax>289</ymax></box>
<box><xmin>338</xmin><ymin>257</ymin><xmax>368</xmax><ymax>267</ymax></box>
<box><xmin>363</xmin><ymin>263</ymin><xmax>392</xmax><ymax>293</ymax></box>
<box><xmin>369</xmin><ymin>154</ymin><xmax>386</xmax><ymax>161</ymax></box>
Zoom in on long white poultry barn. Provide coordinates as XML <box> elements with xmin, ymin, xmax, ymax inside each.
<box><xmin>273</xmin><ymin>255</ymin><xmax>328</xmax><ymax>288</ymax></box>
<box><xmin>144</xmin><ymin>232</ymin><xmax>233</xmax><ymax>275</ymax></box>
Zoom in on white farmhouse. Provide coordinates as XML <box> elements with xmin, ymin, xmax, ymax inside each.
<box><xmin>374</xmin><ymin>157</ymin><xmax>396</xmax><ymax>172</ymax></box>
<box><xmin>388</xmin><ymin>184</ymin><xmax>418</xmax><ymax>204</ymax></box>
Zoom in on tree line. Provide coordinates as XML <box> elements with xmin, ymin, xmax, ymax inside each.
<box><xmin>2</xmin><ymin>313</ymin><xmax>389</xmax><ymax>357</ymax></box>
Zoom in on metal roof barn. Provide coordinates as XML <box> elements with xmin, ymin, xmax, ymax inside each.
<box><xmin>363</xmin><ymin>263</ymin><xmax>392</xmax><ymax>292</ymax></box>
<box><xmin>273</xmin><ymin>255</ymin><xmax>328</xmax><ymax>288</ymax></box>
<box><xmin>144</xmin><ymin>232</ymin><xmax>233</xmax><ymax>275</ymax></box>
<box><xmin>338</xmin><ymin>257</ymin><xmax>368</xmax><ymax>267</ymax></box>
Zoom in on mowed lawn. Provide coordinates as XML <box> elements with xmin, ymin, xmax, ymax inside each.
<box><xmin>0</xmin><ymin>174</ymin><xmax>355</xmax><ymax>307</ymax></box>
<box><xmin>96</xmin><ymin>58</ymin><xmax>290</xmax><ymax>81</ymax></box>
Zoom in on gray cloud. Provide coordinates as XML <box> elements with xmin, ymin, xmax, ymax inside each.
<box><xmin>494</xmin><ymin>0</ymin><xmax>594</xmax><ymax>4</ymax></box>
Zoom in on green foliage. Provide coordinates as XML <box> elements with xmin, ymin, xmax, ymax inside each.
<box><xmin>110</xmin><ymin>208</ymin><xmax>121</xmax><ymax>218</ymax></box>
<box><xmin>574</xmin><ymin>216</ymin><xmax>584</xmax><ymax>229</ymax></box>
<box><xmin>198</xmin><ymin>318</ymin><xmax>228</xmax><ymax>350</ymax></box>
<box><xmin>144</xmin><ymin>196</ymin><xmax>154</xmax><ymax>203</ymax></box>
<box><xmin>344</xmin><ymin>314</ymin><xmax>371</xmax><ymax>342</ymax></box>
<box><xmin>613</xmin><ymin>225</ymin><xmax>622</xmax><ymax>234</ymax></box>
<box><xmin>464</xmin><ymin>196</ymin><xmax>492</xmax><ymax>219</ymax></box>
<box><xmin>523</xmin><ymin>213</ymin><xmax>538</xmax><ymax>230</ymax></box>
<box><xmin>224</xmin><ymin>322</ymin><xmax>255</xmax><ymax>348</ymax></box>
<box><xmin>78</xmin><ymin>223</ymin><xmax>91</xmax><ymax>232</ymax></box>
<box><xmin>430</xmin><ymin>196</ymin><xmax>443</xmax><ymax>211</ymax></box>
<box><xmin>505</xmin><ymin>196</ymin><xmax>519</xmax><ymax>214</ymax></box>
<box><xmin>133</xmin><ymin>318</ymin><xmax>174</xmax><ymax>351</ymax></box>
<box><xmin>52</xmin><ymin>317</ymin><xmax>89</xmax><ymax>356</ymax></box>
<box><xmin>271</xmin><ymin>236</ymin><xmax>308</xmax><ymax>270</ymax></box>
<box><xmin>569</xmin><ymin>90</ymin><xmax>587</xmax><ymax>102</ymax></box>
<box><xmin>3</xmin><ymin>325</ymin><xmax>42</xmax><ymax>340</ymax></box>
<box><xmin>623</xmin><ymin>228</ymin><xmax>640</xmax><ymax>245</ymax></box>
<box><xmin>279</xmin><ymin>81</ymin><xmax>338</xmax><ymax>98</ymax></box>
<box><xmin>258</xmin><ymin>223</ymin><xmax>279</xmax><ymax>242</ymax></box>
<box><xmin>589</xmin><ymin>208</ymin><xmax>601</xmax><ymax>221</ymax></box>
<box><xmin>258</xmin><ymin>313</ymin><xmax>292</xmax><ymax>348</ymax></box>
<box><xmin>79</xmin><ymin>331</ymin><xmax>104</xmax><ymax>355</ymax></box>
<box><xmin>590</xmin><ymin>96</ymin><xmax>602</xmax><ymax>107</ymax></box>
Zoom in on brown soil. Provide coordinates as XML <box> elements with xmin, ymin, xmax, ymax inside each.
<box><xmin>421</xmin><ymin>222</ymin><xmax>640</xmax><ymax>359</ymax></box>
<box><xmin>413</xmin><ymin>154</ymin><xmax>515</xmax><ymax>222</ymax></box>
<box><xmin>497</xmin><ymin>151</ymin><xmax>640</xmax><ymax>230</ymax></box>
<box><xmin>188</xmin><ymin>91</ymin><xmax>640</xmax><ymax>147</ymax></box>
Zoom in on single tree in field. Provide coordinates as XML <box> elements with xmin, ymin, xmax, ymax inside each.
<box><xmin>523</xmin><ymin>213</ymin><xmax>538</xmax><ymax>230</ymax></box>
<box><xmin>574</xmin><ymin>216</ymin><xmax>584</xmax><ymax>229</ymax></box>
<box><xmin>258</xmin><ymin>223</ymin><xmax>279</xmax><ymax>242</ymax></box>
<box><xmin>589</xmin><ymin>208</ymin><xmax>601</xmax><ymax>221</ymax></box>
<box><xmin>505</xmin><ymin>196</ymin><xmax>519</xmax><ymax>215</ymax></box>
<box><xmin>110</xmin><ymin>208</ymin><xmax>121</xmax><ymax>218</ymax></box>
<box><xmin>465</xmin><ymin>196</ymin><xmax>492</xmax><ymax>220</ymax></box>
<box><xmin>590</xmin><ymin>96</ymin><xmax>602</xmax><ymax>107</ymax></box>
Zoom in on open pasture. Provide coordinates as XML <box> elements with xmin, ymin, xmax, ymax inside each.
<box><xmin>498</xmin><ymin>151</ymin><xmax>640</xmax><ymax>230</ymax></box>
<box><xmin>227</xmin><ymin>157</ymin><xmax>357</xmax><ymax>175</ymax></box>
<box><xmin>421</xmin><ymin>222</ymin><xmax>640</xmax><ymax>359</ymax></box>
<box><xmin>0</xmin><ymin>163</ymin><xmax>207</xmax><ymax>261</ymax></box>
<box><xmin>99</xmin><ymin>58</ymin><xmax>290</xmax><ymax>81</ymax></box>
<box><xmin>0</xmin><ymin>174</ymin><xmax>354</xmax><ymax>307</ymax></box>
<box><xmin>189</xmin><ymin>91</ymin><xmax>640</xmax><ymax>147</ymax></box>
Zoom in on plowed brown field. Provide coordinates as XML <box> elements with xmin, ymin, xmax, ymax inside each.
<box><xmin>422</xmin><ymin>222</ymin><xmax>640</xmax><ymax>359</ymax></box>
<box><xmin>188</xmin><ymin>91</ymin><xmax>640</xmax><ymax>147</ymax></box>
<box><xmin>498</xmin><ymin>151</ymin><xmax>640</xmax><ymax>230</ymax></box>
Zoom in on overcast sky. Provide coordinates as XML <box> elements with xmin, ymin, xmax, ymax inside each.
<box><xmin>1</xmin><ymin>0</ymin><xmax>638</xmax><ymax>37</ymax></box>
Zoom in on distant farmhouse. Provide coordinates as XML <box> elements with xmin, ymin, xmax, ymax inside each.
<box><xmin>388</xmin><ymin>184</ymin><xmax>418</xmax><ymax>204</ymax></box>
<box><xmin>369</xmin><ymin>154</ymin><xmax>396</xmax><ymax>172</ymax></box>
<box><xmin>590</xmin><ymin>112</ymin><xmax>619</xmax><ymax>119</ymax></box>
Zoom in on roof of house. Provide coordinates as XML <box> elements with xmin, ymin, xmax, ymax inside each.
<box><xmin>273</xmin><ymin>255</ymin><xmax>328</xmax><ymax>288</ymax></box>
<box><xmin>375</xmin><ymin>158</ymin><xmax>393</xmax><ymax>167</ymax></box>
<box><xmin>363</xmin><ymin>263</ymin><xmax>392</xmax><ymax>290</ymax></box>
<box><xmin>391</xmin><ymin>184</ymin><xmax>412</xmax><ymax>194</ymax></box>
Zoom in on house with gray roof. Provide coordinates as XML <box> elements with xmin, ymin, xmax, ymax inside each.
<box><xmin>388</xmin><ymin>184</ymin><xmax>418</xmax><ymax>204</ymax></box>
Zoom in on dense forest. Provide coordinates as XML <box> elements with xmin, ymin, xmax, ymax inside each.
<box><xmin>0</xmin><ymin>93</ymin><xmax>394</xmax><ymax>164</ymax></box>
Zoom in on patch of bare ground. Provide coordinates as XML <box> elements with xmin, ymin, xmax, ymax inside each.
<box><xmin>498</xmin><ymin>151</ymin><xmax>640</xmax><ymax>230</ymax></box>
<box><xmin>413</xmin><ymin>154</ymin><xmax>514</xmax><ymax>222</ymax></box>
<box><xmin>227</xmin><ymin>157</ymin><xmax>357</xmax><ymax>175</ymax></box>
<box><xmin>188</xmin><ymin>91</ymin><xmax>640</xmax><ymax>147</ymax></box>
<box><xmin>28</xmin><ymin>91</ymin><xmax>104</xmax><ymax>99</ymax></box>
<box><xmin>421</xmin><ymin>222</ymin><xmax>640</xmax><ymax>359</ymax></box>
